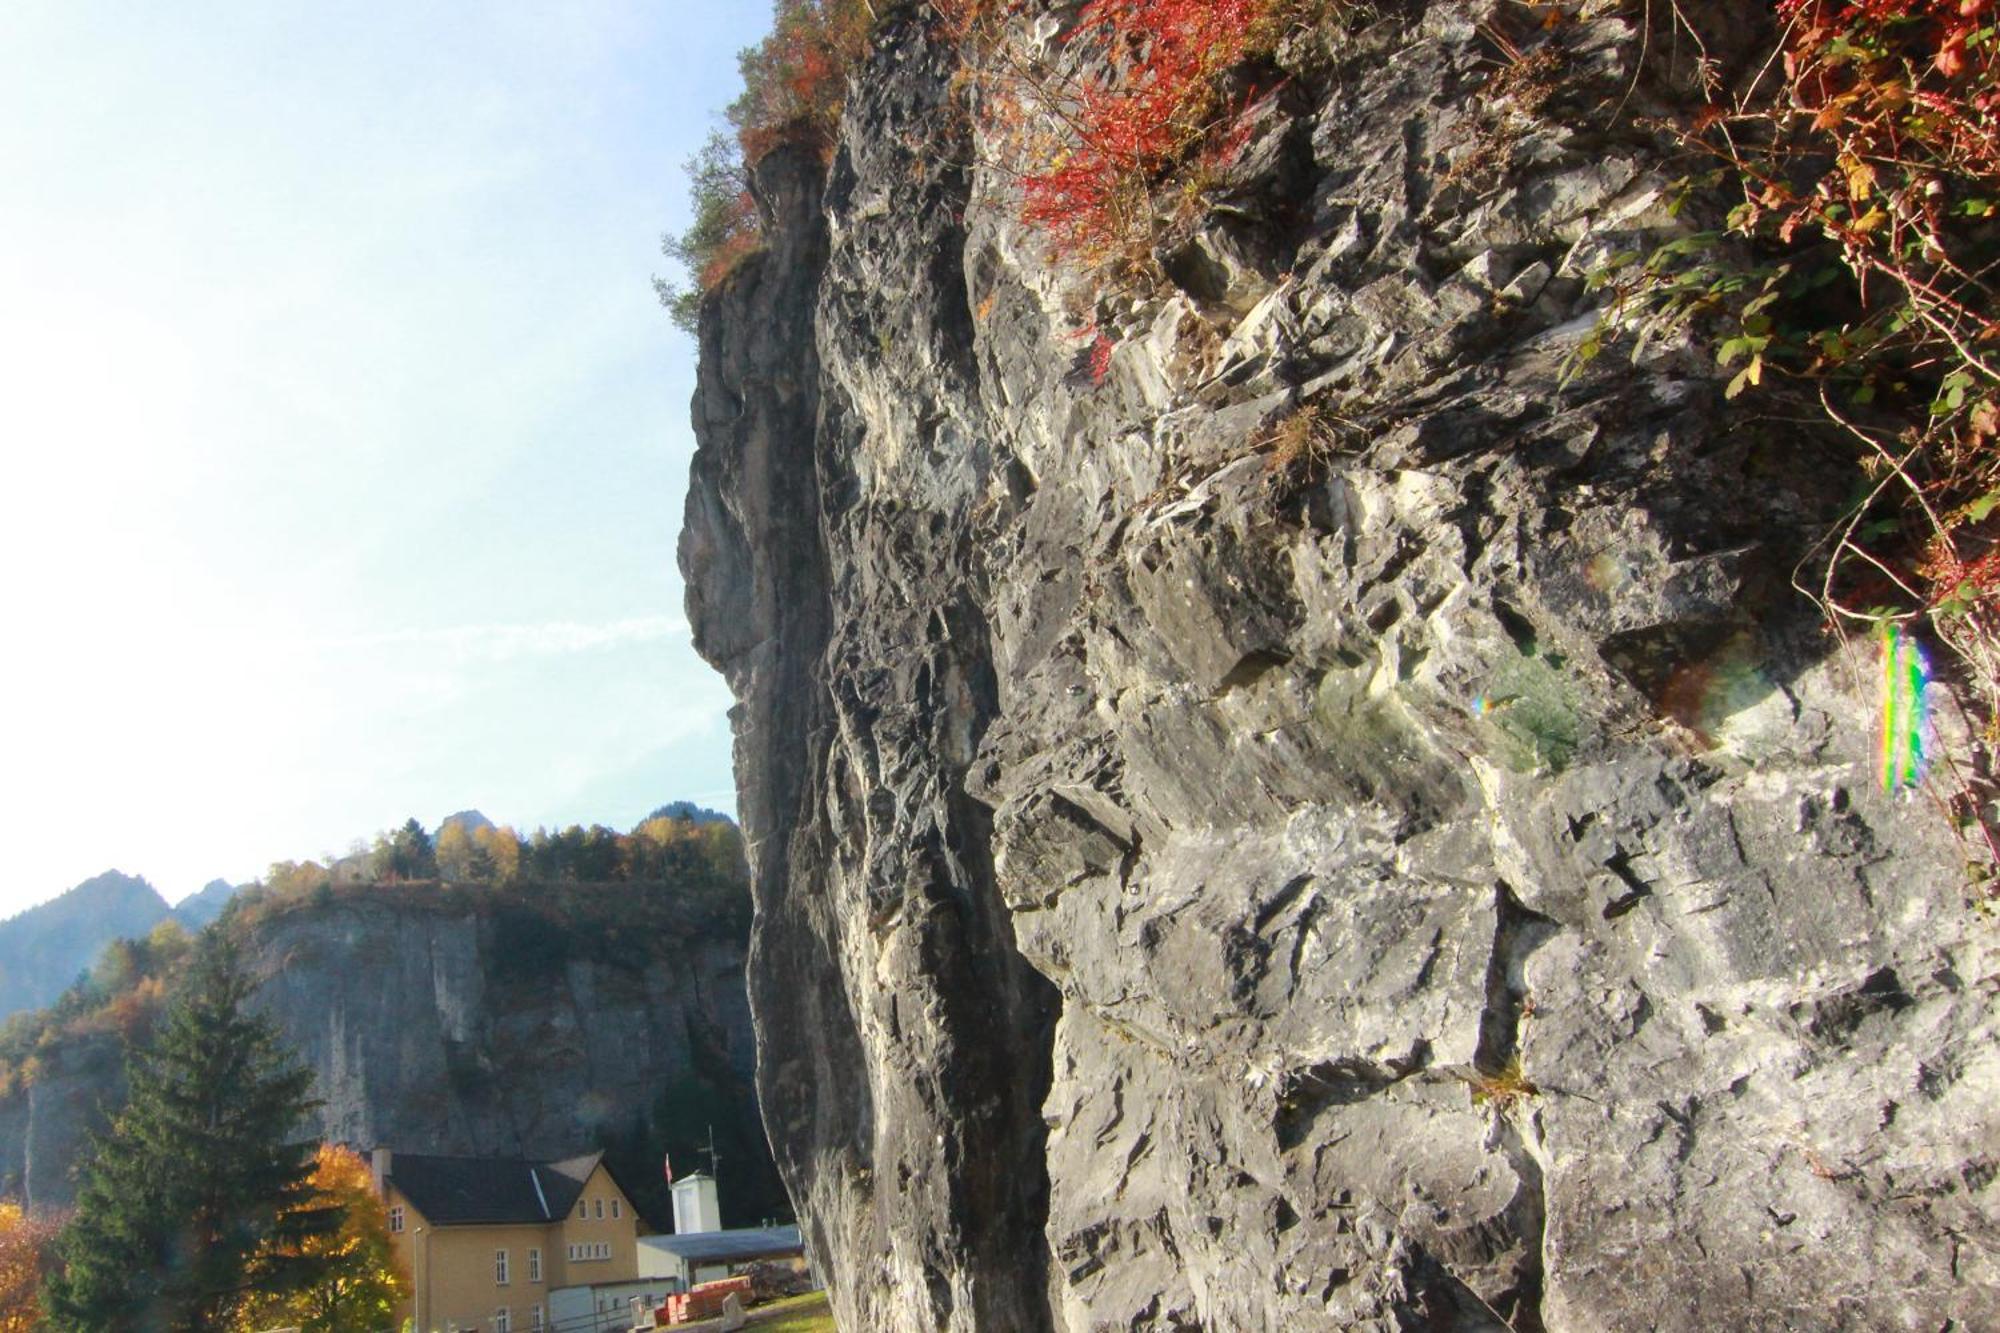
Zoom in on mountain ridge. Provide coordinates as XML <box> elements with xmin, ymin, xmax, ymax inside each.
<box><xmin>0</xmin><ymin>872</ymin><xmax>174</xmax><ymax>1022</ymax></box>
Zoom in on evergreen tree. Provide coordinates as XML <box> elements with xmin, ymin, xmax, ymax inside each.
<box><xmin>227</xmin><ymin>1145</ymin><xmax>408</xmax><ymax>1333</ymax></box>
<box><xmin>42</xmin><ymin>931</ymin><xmax>337</xmax><ymax>1333</ymax></box>
<box><xmin>370</xmin><ymin>818</ymin><xmax>435</xmax><ymax>882</ymax></box>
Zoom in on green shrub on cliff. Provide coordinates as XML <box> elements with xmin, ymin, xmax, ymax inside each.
<box><xmin>656</xmin><ymin>131</ymin><xmax>762</xmax><ymax>334</ymax></box>
<box><xmin>656</xmin><ymin>0</ymin><xmax>877</xmax><ymax>333</ymax></box>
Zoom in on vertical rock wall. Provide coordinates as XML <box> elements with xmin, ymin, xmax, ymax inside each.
<box><xmin>681</xmin><ymin>3</ymin><xmax>2000</xmax><ymax>1329</ymax></box>
<box><xmin>1</xmin><ymin>893</ymin><xmax>764</xmax><ymax>1218</ymax></box>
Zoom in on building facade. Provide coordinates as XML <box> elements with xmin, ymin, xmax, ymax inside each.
<box><xmin>373</xmin><ymin>1148</ymin><xmax>640</xmax><ymax>1333</ymax></box>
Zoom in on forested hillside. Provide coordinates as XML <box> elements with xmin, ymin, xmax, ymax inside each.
<box><xmin>0</xmin><ymin>873</ymin><xmax>176</xmax><ymax>1023</ymax></box>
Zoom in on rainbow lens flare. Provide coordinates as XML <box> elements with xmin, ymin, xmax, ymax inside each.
<box><xmin>1880</xmin><ymin>625</ymin><xmax>1932</xmax><ymax>792</ymax></box>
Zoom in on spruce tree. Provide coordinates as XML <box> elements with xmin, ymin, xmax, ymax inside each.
<box><xmin>42</xmin><ymin>930</ymin><xmax>337</xmax><ymax>1332</ymax></box>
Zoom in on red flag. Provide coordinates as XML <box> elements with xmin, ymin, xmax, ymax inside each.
<box><xmin>663</xmin><ymin>1152</ymin><xmax>673</xmax><ymax>1185</ymax></box>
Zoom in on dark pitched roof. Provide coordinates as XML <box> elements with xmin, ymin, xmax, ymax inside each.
<box><xmin>388</xmin><ymin>1150</ymin><xmax>604</xmax><ymax>1226</ymax></box>
<box><xmin>638</xmin><ymin>1226</ymin><xmax>804</xmax><ymax>1265</ymax></box>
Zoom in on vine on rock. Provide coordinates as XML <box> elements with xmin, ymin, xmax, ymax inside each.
<box><xmin>1581</xmin><ymin>0</ymin><xmax>2000</xmax><ymax>848</ymax></box>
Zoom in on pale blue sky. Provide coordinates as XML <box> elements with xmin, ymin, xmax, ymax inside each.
<box><xmin>0</xmin><ymin>2</ymin><xmax>772</xmax><ymax>915</ymax></box>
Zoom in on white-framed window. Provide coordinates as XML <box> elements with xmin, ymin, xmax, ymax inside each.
<box><xmin>527</xmin><ymin>1248</ymin><xmax>541</xmax><ymax>1282</ymax></box>
<box><xmin>575</xmin><ymin>1201</ymin><xmax>585</xmax><ymax>1220</ymax></box>
<box><xmin>494</xmin><ymin>1307</ymin><xmax>510</xmax><ymax>1333</ymax></box>
<box><xmin>388</xmin><ymin>1205</ymin><xmax>404</xmax><ymax>1234</ymax></box>
<box><xmin>531</xmin><ymin>1307</ymin><xmax>544</xmax><ymax>1332</ymax></box>
<box><xmin>495</xmin><ymin>1248</ymin><xmax>509</xmax><ymax>1285</ymax></box>
<box><xmin>598</xmin><ymin>1241</ymin><xmax>609</xmax><ymax>1260</ymax></box>
<box><xmin>594</xmin><ymin>1198</ymin><xmax>603</xmax><ymax>1220</ymax></box>
<box><xmin>611</xmin><ymin>1199</ymin><xmax>621</xmax><ymax>1219</ymax></box>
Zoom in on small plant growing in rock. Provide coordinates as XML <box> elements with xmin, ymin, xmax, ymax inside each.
<box><xmin>1261</xmin><ymin>402</ymin><xmax>1332</xmax><ymax>474</ymax></box>
<box><xmin>1462</xmin><ymin>1054</ymin><xmax>1539</xmax><ymax>1111</ymax></box>
<box><xmin>1437</xmin><ymin>20</ymin><xmax>1568</xmax><ymax>199</ymax></box>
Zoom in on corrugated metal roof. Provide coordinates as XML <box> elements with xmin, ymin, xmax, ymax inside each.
<box><xmin>638</xmin><ymin>1225</ymin><xmax>804</xmax><ymax>1264</ymax></box>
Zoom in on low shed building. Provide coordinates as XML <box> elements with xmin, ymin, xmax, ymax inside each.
<box><xmin>635</xmin><ymin>1225</ymin><xmax>808</xmax><ymax>1292</ymax></box>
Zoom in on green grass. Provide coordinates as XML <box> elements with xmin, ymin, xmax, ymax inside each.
<box><xmin>747</xmin><ymin>1291</ymin><xmax>836</xmax><ymax>1331</ymax></box>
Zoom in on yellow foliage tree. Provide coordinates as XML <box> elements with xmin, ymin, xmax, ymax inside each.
<box><xmin>0</xmin><ymin>1201</ymin><xmax>62</xmax><ymax>1333</ymax></box>
<box><xmin>473</xmin><ymin>824</ymin><xmax>523</xmax><ymax>884</ymax></box>
<box><xmin>229</xmin><ymin>1145</ymin><xmax>409</xmax><ymax>1333</ymax></box>
<box><xmin>265</xmin><ymin>860</ymin><xmax>332</xmax><ymax>897</ymax></box>
<box><xmin>434</xmin><ymin>821</ymin><xmax>479</xmax><ymax>882</ymax></box>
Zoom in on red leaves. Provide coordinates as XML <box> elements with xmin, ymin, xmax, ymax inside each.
<box><xmin>1089</xmin><ymin>328</ymin><xmax>1117</xmax><ymax>385</ymax></box>
<box><xmin>1018</xmin><ymin>0</ymin><xmax>1281</xmax><ymax>263</ymax></box>
<box><xmin>732</xmin><ymin>0</ymin><xmax>874</xmax><ymax>161</ymax></box>
<box><xmin>1779</xmin><ymin>0</ymin><xmax>1995</xmax><ymax>84</ymax></box>
<box><xmin>700</xmin><ymin>220</ymin><xmax>765</xmax><ymax>291</ymax></box>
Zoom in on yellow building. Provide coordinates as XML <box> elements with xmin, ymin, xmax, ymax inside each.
<box><xmin>372</xmin><ymin>1147</ymin><xmax>641</xmax><ymax>1333</ymax></box>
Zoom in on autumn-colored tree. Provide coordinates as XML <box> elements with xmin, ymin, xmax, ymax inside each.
<box><xmin>657</xmin><ymin>0</ymin><xmax>878</xmax><ymax>330</ymax></box>
<box><xmin>474</xmin><ymin>824</ymin><xmax>524</xmax><ymax>885</ymax></box>
<box><xmin>434</xmin><ymin>820</ymin><xmax>480</xmax><ymax>882</ymax></box>
<box><xmin>228</xmin><ymin>1146</ymin><xmax>408</xmax><ymax>1333</ymax></box>
<box><xmin>0</xmin><ymin>1202</ymin><xmax>64</xmax><ymax>1333</ymax></box>
<box><xmin>263</xmin><ymin>860</ymin><xmax>332</xmax><ymax>898</ymax></box>
<box><xmin>729</xmin><ymin>0</ymin><xmax>875</xmax><ymax>159</ymax></box>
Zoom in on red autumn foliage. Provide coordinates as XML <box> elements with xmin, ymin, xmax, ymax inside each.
<box><xmin>732</xmin><ymin>0</ymin><xmax>875</xmax><ymax>161</ymax></box>
<box><xmin>1018</xmin><ymin>0</ymin><xmax>1280</xmax><ymax>263</ymax></box>
<box><xmin>700</xmin><ymin>204</ymin><xmax>765</xmax><ymax>291</ymax></box>
<box><xmin>1742</xmin><ymin>0</ymin><xmax>2000</xmax><ymax>611</ymax></box>
<box><xmin>663</xmin><ymin>0</ymin><xmax>874</xmax><ymax>325</ymax></box>
<box><xmin>1772</xmin><ymin>0</ymin><xmax>1998</xmax><ymax>185</ymax></box>
<box><xmin>1089</xmin><ymin>328</ymin><xmax>1117</xmax><ymax>385</ymax></box>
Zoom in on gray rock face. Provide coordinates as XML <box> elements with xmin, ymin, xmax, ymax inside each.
<box><xmin>0</xmin><ymin>891</ymin><xmax>759</xmax><ymax>1214</ymax></box>
<box><xmin>0</xmin><ymin>1035</ymin><xmax>125</xmax><ymax>1211</ymax></box>
<box><xmin>243</xmin><ymin>895</ymin><xmax>755</xmax><ymax>1161</ymax></box>
<box><xmin>681</xmin><ymin>3</ymin><xmax>2000</xmax><ymax>1330</ymax></box>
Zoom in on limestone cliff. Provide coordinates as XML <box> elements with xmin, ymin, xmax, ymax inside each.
<box><xmin>0</xmin><ymin>885</ymin><xmax>775</xmax><ymax>1225</ymax></box>
<box><xmin>682</xmin><ymin>1</ymin><xmax>2000</xmax><ymax>1329</ymax></box>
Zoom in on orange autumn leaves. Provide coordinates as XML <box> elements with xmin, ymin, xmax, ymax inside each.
<box><xmin>0</xmin><ymin>1203</ymin><xmax>62</xmax><ymax>1333</ymax></box>
<box><xmin>5</xmin><ymin>1149</ymin><xmax>411</xmax><ymax>1333</ymax></box>
<box><xmin>228</xmin><ymin>1145</ymin><xmax>409</xmax><ymax>1333</ymax></box>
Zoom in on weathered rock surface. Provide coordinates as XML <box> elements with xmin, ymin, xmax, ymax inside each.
<box><xmin>0</xmin><ymin>1034</ymin><xmax>125</xmax><ymax>1211</ymax></box>
<box><xmin>246</xmin><ymin>893</ymin><xmax>755</xmax><ymax>1162</ymax></box>
<box><xmin>681</xmin><ymin>2</ymin><xmax>2000</xmax><ymax>1329</ymax></box>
